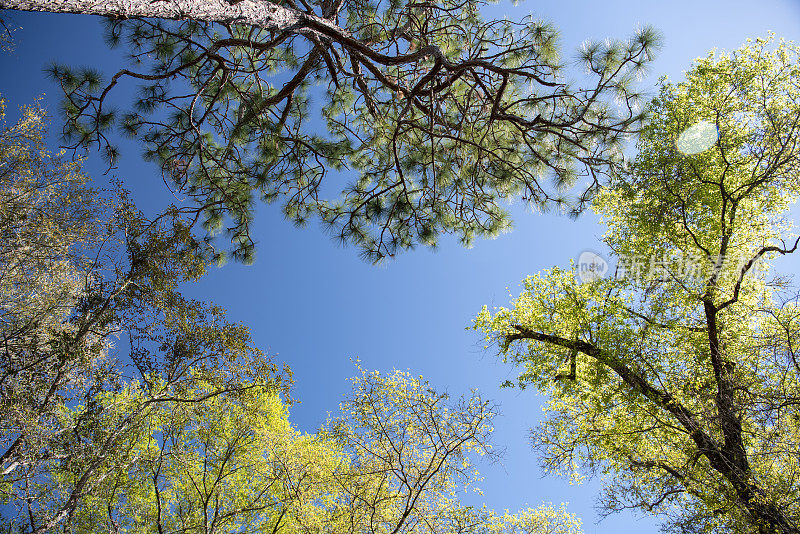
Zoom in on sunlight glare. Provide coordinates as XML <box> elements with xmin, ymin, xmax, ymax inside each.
<box><xmin>675</xmin><ymin>120</ymin><xmax>719</xmax><ymax>155</ymax></box>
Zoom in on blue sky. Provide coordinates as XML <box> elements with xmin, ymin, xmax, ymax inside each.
<box><xmin>2</xmin><ymin>1</ymin><xmax>800</xmax><ymax>532</ymax></box>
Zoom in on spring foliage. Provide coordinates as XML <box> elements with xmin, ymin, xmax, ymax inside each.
<box><xmin>475</xmin><ymin>36</ymin><xmax>800</xmax><ymax>534</ymax></box>
<box><xmin>0</xmin><ymin>95</ymin><xmax>581</xmax><ymax>533</ymax></box>
<box><xmin>0</xmin><ymin>95</ymin><xmax>288</xmax><ymax>533</ymax></box>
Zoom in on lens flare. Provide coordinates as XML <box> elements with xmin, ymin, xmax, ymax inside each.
<box><xmin>675</xmin><ymin>120</ymin><xmax>719</xmax><ymax>155</ymax></box>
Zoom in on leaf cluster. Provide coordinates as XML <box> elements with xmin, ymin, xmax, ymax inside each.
<box><xmin>51</xmin><ymin>0</ymin><xmax>660</xmax><ymax>262</ymax></box>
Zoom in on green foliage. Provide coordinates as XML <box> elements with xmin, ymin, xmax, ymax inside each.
<box><xmin>475</xmin><ymin>36</ymin><xmax>800</xmax><ymax>534</ymax></box>
<box><xmin>0</xmin><ymin>95</ymin><xmax>289</xmax><ymax>533</ymax></box>
<box><xmin>50</xmin><ymin>0</ymin><xmax>659</xmax><ymax>262</ymax></box>
<box><xmin>0</xmin><ymin>94</ymin><xmax>581</xmax><ymax>533</ymax></box>
<box><xmin>64</xmin><ymin>381</ymin><xmax>297</xmax><ymax>533</ymax></box>
<box><xmin>40</xmin><ymin>365</ymin><xmax>584</xmax><ymax>534</ymax></box>
<box><xmin>0</xmin><ymin>16</ymin><xmax>14</xmax><ymax>51</ymax></box>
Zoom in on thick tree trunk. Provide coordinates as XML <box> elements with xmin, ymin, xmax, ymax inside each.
<box><xmin>507</xmin><ymin>326</ymin><xmax>800</xmax><ymax>534</ymax></box>
<box><xmin>0</xmin><ymin>0</ymin><xmax>426</xmax><ymax>70</ymax></box>
<box><xmin>0</xmin><ymin>0</ymin><xmax>312</xmax><ymax>34</ymax></box>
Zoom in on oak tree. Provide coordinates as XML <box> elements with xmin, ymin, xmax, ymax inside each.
<box><xmin>0</xmin><ymin>97</ymin><xmax>582</xmax><ymax>534</ymax></box>
<box><xmin>475</xmin><ymin>36</ymin><xmax>800</xmax><ymax>534</ymax></box>
<box><xmin>0</xmin><ymin>96</ymin><xmax>289</xmax><ymax>533</ymax></box>
<box><xmin>62</xmin><ymin>368</ymin><xmax>585</xmax><ymax>534</ymax></box>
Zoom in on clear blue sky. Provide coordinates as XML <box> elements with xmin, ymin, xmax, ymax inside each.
<box><xmin>1</xmin><ymin>2</ymin><xmax>799</xmax><ymax>532</ymax></box>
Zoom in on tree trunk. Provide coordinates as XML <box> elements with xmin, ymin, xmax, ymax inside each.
<box><xmin>0</xmin><ymin>0</ymin><xmax>316</xmax><ymax>35</ymax></box>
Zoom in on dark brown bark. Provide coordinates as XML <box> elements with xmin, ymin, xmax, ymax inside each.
<box><xmin>506</xmin><ymin>325</ymin><xmax>800</xmax><ymax>534</ymax></box>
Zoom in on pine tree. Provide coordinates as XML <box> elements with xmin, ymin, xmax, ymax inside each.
<box><xmin>1</xmin><ymin>0</ymin><xmax>660</xmax><ymax>261</ymax></box>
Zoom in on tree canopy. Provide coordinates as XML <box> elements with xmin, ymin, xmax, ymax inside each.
<box><xmin>475</xmin><ymin>36</ymin><xmax>800</xmax><ymax>534</ymax></box>
<box><xmin>0</xmin><ymin>94</ymin><xmax>583</xmax><ymax>534</ymax></box>
<box><xmin>1</xmin><ymin>0</ymin><xmax>660</xmax><ymax>262</ymax></box>
<box><xmin>0</xmin><ymin>94</ymin><xmax>287</xmax><ymax>532</ymax></box>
